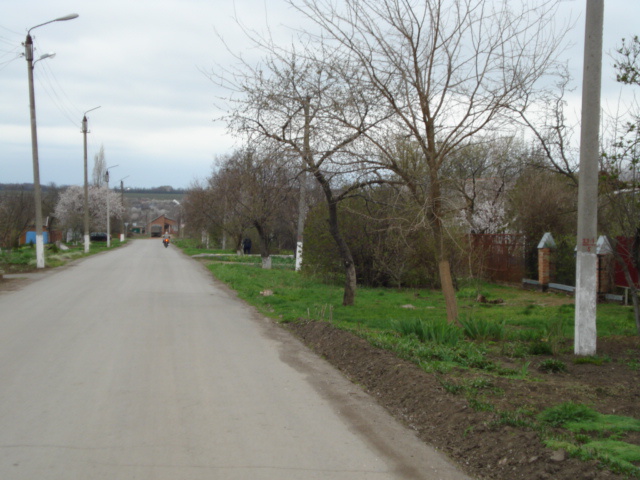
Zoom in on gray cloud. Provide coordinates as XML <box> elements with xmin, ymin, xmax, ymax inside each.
<box><xmin>1</xmin><ymin>0</ymin><xmax>638</xmax><ymax>188</ymax></box>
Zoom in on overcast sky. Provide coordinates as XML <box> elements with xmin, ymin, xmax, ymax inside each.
<box><xmin>1</xmin><ymin>1</ymin><xmax>639</xmax><ymax>189</ymax></box>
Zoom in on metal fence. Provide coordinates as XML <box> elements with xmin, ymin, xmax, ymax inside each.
<box><xmin>471</xmin><ymin>234</ymin><xmax>525</xmax><ymax>283</ymax></box>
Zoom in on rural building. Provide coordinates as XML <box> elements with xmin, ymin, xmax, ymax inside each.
<box><xmin>147</xmin><ymin>215</ymin><xmax>178</xmax><ymax>237</ymax></box>
<box><xmin>20</xmin><ymin>217</ymin><xmax>62</xmax><ymax>246</ymax></box>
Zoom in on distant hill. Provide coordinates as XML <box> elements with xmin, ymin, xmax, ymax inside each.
<box><xmin>0</xmin><ymin>183</ymin><xmax>186</xmax><ymax>198</ymax></box>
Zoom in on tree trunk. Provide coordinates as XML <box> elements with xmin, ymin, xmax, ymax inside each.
<box><xmin>429</xmin><ymin>170</ymin><xmax>459</xmax><ymax>324</ymax></box>
<box><xmin>439</xmin><ymin>259</ymin><xmax>459</xmax><ymax>324</ymax></box>
<box><xmin>327</xmin><ymin>199</ymin><xmax>357</xmax><ymax>306</ymax></box>
<box><xmin>255</xmin><ymin>222</ymin><xmax>272</xmax><ymax>270</ymax></box>
<box><xmin>343</xmin><ymin>261</ymin><xmax>357</xmax><ymax>306</ymax></box>
<box><xmin>235</xmin><ymin>233</ymin><xmax>243</xmax><ymax>255</ymax></box>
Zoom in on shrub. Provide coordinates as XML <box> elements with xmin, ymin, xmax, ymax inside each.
<box><xmin>302</xmin><ymin>196</ymin><xmax>445</xmax><ymax>288</ymax></box>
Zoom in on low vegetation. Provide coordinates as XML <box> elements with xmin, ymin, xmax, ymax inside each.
<box><xmin>175</xmin><ymin>241</ymin><xmax>640</xmax><ymax>478</ymax></box>
<box><xmin>0</xmin><ymin>240</ymin><xmax>126</xmax><ymax>272</ymax></box>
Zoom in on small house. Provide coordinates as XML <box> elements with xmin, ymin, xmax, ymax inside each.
<box><xmin>147</xmin><ymin>215</ymin><xmax>178</xmax><ymax>237</ymax></box>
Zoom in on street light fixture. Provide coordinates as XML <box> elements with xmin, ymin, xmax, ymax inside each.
<box><xmin>105</xmin><ymin>165</ymin><xmax>119</xmax><ymax>248</ymax></box>
<box><xmin>82</xmin><ymin>106</ymin><xmax>101</xmax><ymax>253</ymax></box>
<box><xmin>34</xmin><ymin>52</ymin><xmax>56</xmax><ymax>63</ymax></box>
<box><xmin>25</xmin><ymin>13</ymin><xmax>79</xmax><ymax>268</ymax></box>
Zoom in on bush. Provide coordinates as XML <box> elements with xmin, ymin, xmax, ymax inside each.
<box><xmin>302</xmin><ymin>194</ymin><xmax>450</xmax><ymax>288</ymax></box>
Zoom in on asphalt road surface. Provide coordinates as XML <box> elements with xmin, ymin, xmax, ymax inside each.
<box><xmin>0</xmin><ymin>239</ymin><xmax>471</xmax><ymax>480</ymax></box>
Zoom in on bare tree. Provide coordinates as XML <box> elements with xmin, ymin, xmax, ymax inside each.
<box><xmin>0</xmin><ymin>188</ymin><xmax>34</xmax><ymax>248</ymax></box>
<box><xmin>92</xmin><ymin>145</ymin><xmax>106</xmax><ymax>187</ymax></box>
<box><xmin>218</xmin><ymin>148</ymin><xmax>298</xmax><ymax>268</ymax></box>
<box><xmin>447</xmin><ymin>137</ymin><xmax>526</xmax><ymax>235</ymax></box>
<box><xmin>183</xmin><ymin>171</ymin><xmax>249</xmax><ymax>251</ymax></box>
<box><xmin>210</xmin><ymin>39</ymin><xmax>390</xmax><ymax>304</ymax></box>
<box><xmin>516</xmin><ymin>73</ymin><xmax>579</xmax><ymax>185</ymax></box>
<box><xmin>598</xmin><ymin>36</ymin><xmax>640</xmax><ymax>333</ymax></box>
<box><xmin>600</xmin><ymin>137</ymin><xmax>640</xmax><ymax>333</ymax></box>
<box><xmin>290</xmin><ymin>0</ymin><xmax>569</xmax><ymax>322</ymax></box>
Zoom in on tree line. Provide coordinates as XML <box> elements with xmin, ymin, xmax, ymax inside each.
<box><xmin>181</xmin><ymin>0</ymin><xmax>640</xmax><ymax>329</ymax></box>
<box><xmin>183</xmin><ymin>0</ymin><xmax>569</xmax><ymax>319</ymax></box>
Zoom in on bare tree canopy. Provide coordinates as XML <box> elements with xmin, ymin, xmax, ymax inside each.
<box><xmin>287</xmin><ymin>0</ymin><xmax>569</xmax><ymax>321</ymax></box>
<box><xmin>210</xmin><ymin>34</ymin><xmax>392</xmax><ymax>304</ymax></box>
<box><xmin>92</xmin><ymin>145</ymin><xmax>106</xmax><ymax>187</ymax></box>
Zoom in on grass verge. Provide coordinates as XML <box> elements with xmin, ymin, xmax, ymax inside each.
<box><xmin>176</xmin><ymin>244</ymin><xmax>640</xmax><ymax>478</ymax></box>
<box><xmin>0</xmin><ymin>240</ymin><xmax>126</xmax><ymax>272</ymax></box>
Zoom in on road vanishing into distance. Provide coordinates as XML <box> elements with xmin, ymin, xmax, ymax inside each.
<box><xmin>0</xmin><ymin>239</ymin><xmax>471</xmax><ymax>480</ymax></box>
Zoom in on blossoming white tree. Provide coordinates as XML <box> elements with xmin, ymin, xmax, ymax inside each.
<box><xmin>54</xmin><ymin>185</ymin><xmax>124</xmax><ymax>237</ymax></box>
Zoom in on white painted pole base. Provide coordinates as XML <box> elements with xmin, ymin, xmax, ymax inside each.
<box><xmin>84</xmin><ymin>234</ymin><xmax>90</xmax><ymax>254</ymax></box>
<box><xmin>120</xmin><ymin>233</ymin><xmax>124</xmax><ymax>242</ymax></box>
<box><xmin>574</xmin><ymin>251</ymin><xmax>597</xmax><ymax>355</ymax></box>
<box><xmin>295</xmin><ymin>241</ymin><xmax>303</xmax><ymax>271</ymax></box>
<box><xmin>35</xmin><ymin>234</ymin><xmax>45</xmax><ymax>269</ymax></box>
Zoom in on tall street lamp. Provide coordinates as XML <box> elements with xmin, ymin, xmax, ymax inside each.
<box><xmin>105</xmin><ymin>165</ymin><xmax>118</xmax><ymax>248</ymax></box>
<box><xmin>25</xmin><ymin>13</ymin><xmax>79</xmax><ymax>268</ymax></box>
<box><xmin>82</xmin><ymin>106</ymin><xmax>101</xmax><ymax>253</ymax></box>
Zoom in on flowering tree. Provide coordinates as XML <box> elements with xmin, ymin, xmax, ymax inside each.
<box><xmin>54</xmin><ymin>185</ymin><xmax>124</xmax><ymax>235</ymax></box>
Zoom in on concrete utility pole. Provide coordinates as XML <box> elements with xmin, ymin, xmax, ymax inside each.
<box><xmin>575</xmin><ymin>0</ymin><xmax>604</xmax><ymax>356</ymax></box>
<box><xmin>24</xmin><ymin>14</ymin><xmax>78</xmax><ymax>268</ymax></box>
<box><xmin>25</xmin><ymin>33</ymin><xmax>46</xmax><ymax>268</ymax></box>
<box><xmin>295</xmin><ymin>171</ymin><xmax>307</xmax><ymax>272</ymax></box>
<box><xmin>82</xmin><ymin>107</ymin><xmax>100</xmax><ymax>253</ymax></box>
<box><xmin>296</xmin><ymin>95</ymin><xmax>312</xmax><ymax>272</ymax></box>
<box><xmin>106</xmin><ymin>171</ymin><xmax>111</xmax><ymax>248</ymax></box>
<box><xmin>120</xmin><ymin>176</ymin><xmax>129</xmax><ymax>241</ymax></box>
<box><xmin>105</xmin><ymin>165</ymin><xmax>118</xmax><ymax>248</ymax></box>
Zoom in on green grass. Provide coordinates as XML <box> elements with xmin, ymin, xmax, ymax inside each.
<box><xmin>538</xmin><ymin>358</ymin><xmax>568</xmax><ymax>373</ymax></box>
<box><xmin>538</xmin><ymin>402</ymin><xmax>599</xmax><ymax>427</ymax></box>
<box><xmin>0</xmin><ymin>240</ymin><xmax>126</xmax><ymax>271</ymax></box>
<box><xmin>188</xmin><ymin>261</ymin><xmax>636</xmax><ymax>373</ymax></box>
<box><xmin>538</xmin><ymin>402</ymin><xmax>640</xmax><ymax>476</ymax></box>
<box><xmin>172</xmin><ymin>247</ymin><xmax>640</xmax><ymax>476</ymax></box>
<box><xmin>172</xmin><ymin>238</ymin><xmax>295</xmax><ymax>268</ymax></box>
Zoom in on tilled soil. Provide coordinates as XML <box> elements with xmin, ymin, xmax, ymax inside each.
<box><xmin>288</xmin><ymin>320</ymin><xmax>640</xmax><ymax>480</ymax></box>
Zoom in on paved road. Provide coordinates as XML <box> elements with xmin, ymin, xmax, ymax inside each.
<box><xmin>0</xmin><ymin>240</ymin><xmax>471</xmax><ymax>480</ymax></box>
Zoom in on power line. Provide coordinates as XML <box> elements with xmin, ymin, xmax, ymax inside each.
<box><xmin>0</xmin><ymin>23</ymin><xmax>23</xmax><ymax>36</ymax></box>
<box><xmin>32</xmin><ymin>37</ymin><xmax>83</xmax><ymax>127</ymax></box>
<box><xmin>0</xmin><ymin>52</ymin><xmax>21</xmax><ymax>71</ymax></box>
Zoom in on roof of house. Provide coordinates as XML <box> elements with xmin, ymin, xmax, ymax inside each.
<box><xmin>148</xmin><ymin>215</ymin><xmax>176</xmax><ymax>224</ymax></box>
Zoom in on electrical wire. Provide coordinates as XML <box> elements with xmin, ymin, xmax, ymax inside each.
<box><xmin>0</xmin><ymin>26</ymin><xmax>24</xmax><ymax>70</ymax></box>
<box><xmin>32</xmin><ymin>36</ymin><xmax>83</xmax><ymax>128</ymax></box>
